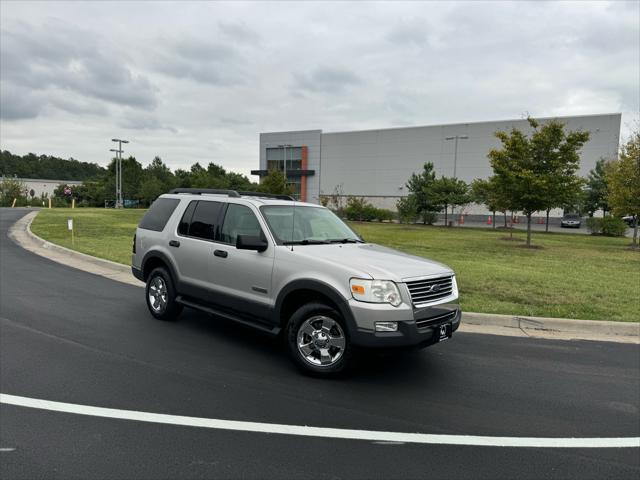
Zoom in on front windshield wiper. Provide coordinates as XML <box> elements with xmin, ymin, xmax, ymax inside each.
<box><xmin>327</xmin><ymin>238</ymin><xmax>364</xmax><ymax>244</ymax></box>
<box><xmin>283</xmin><ymin>239</ymin><xmax>331</xmax><ymax>245</ymax></box>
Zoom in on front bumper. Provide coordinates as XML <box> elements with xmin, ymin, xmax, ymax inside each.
<box><xmin>348</xmin><ymin>300</ymin><xmax>461</xmax><ymax>348</ymax></box>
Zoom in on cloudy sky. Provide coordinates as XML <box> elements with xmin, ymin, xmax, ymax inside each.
<box><xmin>1</xmin><ymin>0</ymin><xmax>638</xmax><ymax>177</ymax></box>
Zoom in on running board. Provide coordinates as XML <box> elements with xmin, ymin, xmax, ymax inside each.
<box><xmin>176</xmin><ymin>296</ymin><xmax>281</xmax><ymax>336</ymax></box>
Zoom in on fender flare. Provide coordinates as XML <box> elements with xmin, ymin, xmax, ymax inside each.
<box><xmin>141</xmin><ymin>250</ymin><xmax>180</xmax><ymax>284</ymax></box>
<box><xmin>274</xmin><ymin>279</ymin><xmax>356</xmax><ymax>334</ymax></box>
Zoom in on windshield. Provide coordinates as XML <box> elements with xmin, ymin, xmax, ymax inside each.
<box><xmin>260</xmin><ymin>205</ymin><xmax>363</xmax><ymax>245</ymax></box>
<box><xmin>564</xmin><ymin>214</ymin><xmax>580</xmax><ymax>219</ymax></box>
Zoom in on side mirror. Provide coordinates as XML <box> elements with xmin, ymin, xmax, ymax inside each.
<box><xmin>236</xmin><ymin>234</ymin><xmax>268</xmax><ymax>252</ymax></box>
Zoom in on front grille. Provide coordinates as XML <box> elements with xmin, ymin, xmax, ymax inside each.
<box><xmin>415</xmin><ymin>310</ymin><xmax>457</xmax><ymax>330</ymax></box>
<box><xmin>406</xmin><ymin>275</ymin><xmax>454</xmax><ymax>306</ymax></box>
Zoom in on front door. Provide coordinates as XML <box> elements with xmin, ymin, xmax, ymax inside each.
<box><xmin>210</xmin><ymin>203</ymin><xmax>274</xmax><ymax>321</ymax></box>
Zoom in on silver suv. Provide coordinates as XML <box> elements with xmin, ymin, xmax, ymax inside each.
<box><xmin>132</xmin><ymin>189</ymin><xmax>461</xmax><ymax>376</ymax></box>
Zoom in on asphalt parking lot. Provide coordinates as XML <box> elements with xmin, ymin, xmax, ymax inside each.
<box><xmin>1</xmin><ymin>208</ymin><xmax>639</xmax><ymax>479</ymax></box>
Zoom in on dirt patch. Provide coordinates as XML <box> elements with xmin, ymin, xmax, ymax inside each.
<box><xmin>500</xmin><ymin>236</ymin><xmax>525</xmax><ymax>242</ymax></box>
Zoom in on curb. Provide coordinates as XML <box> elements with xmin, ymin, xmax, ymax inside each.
<box><xmin>9</xmin><ymin>210</ymin><xmax>639</xmax><ymax>343</ymax></box>
<box><xmin>461</xmin><ymin>312</ymin><xmax>639</xmax><ymax>338</ymax></box>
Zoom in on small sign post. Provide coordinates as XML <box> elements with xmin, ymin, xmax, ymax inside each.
<box><xmin>68</xmin><ymin>218</ymin><xmax>74</xmax><ymax>246</ymax></box>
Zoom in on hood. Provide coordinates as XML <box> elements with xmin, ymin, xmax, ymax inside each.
<box><xmin>289</xmin><ymin>243</ymin><xmax>453</xmax><ymax>282</ymax></box>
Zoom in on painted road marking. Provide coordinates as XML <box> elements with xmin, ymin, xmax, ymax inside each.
<box><xmin>2</xmin><ymin>393</ymin><xmax>639</xmax><ymax>449</ymax></box>
<box><xmin>0</xmin><ymin>448</ymin><xmax>16</xmax><ymax>452</ymax></box>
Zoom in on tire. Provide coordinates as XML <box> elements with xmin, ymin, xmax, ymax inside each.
<box><xmin>145</xmin><ymin>267</ymin><xmax>182</xmax><ymax>321</ymax></box>
<box><xmin>286</xmin><ymin>302</ymin><xmax>351</xmax><ymax>376</ymax></box>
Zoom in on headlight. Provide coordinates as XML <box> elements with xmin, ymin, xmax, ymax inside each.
<box><xmin>350</xmin><ymin>278</ymin><xmax>402</xmax><ymax>307</ymax></box>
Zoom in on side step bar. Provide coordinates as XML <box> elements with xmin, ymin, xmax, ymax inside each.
<box><xmin>176</xmin><ymin>296</ymin><xmax>281</xmax><ymax>336</ymax></box>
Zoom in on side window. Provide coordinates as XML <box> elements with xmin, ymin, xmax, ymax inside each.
<box><xmin>138</xmin><ymin>198</ymin><xmax>180</xmax><ymax>232</ymax></box>
<box><xmin>188</xmin><ymin>201</ymin><xmax>223</xmax><ymax>241</ymax></box>
<box><xmin>220</xmin><ymin>204</ymin><xmax>263</xmax><ymax>245</ymax></box>
<box><xmin>178</xmin><ymin>201</ymin><xmax>197</xmax><ymax>235</ymax></box>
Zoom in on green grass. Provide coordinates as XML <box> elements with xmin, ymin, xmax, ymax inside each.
<box><xmin>31</xmin><ymin>208</ymin><xmax>640</xmax><ymax>322</ymax></box>
<box><xmin>31</xmin><ymin>208</ymin><xmax>144</xmax><ymax>266</ymax></box>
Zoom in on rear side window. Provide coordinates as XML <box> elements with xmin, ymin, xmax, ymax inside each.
<box><xmin>138</xmin><ymin>198</ymin><xmax>180</xmax><ymax>232</ymax></box>
<box><xmin>178</xmin><ymin>201</ymin><xmax>197</xmax><ymax>235</ymax></box>
<box><xmin>188</xmin><ymin>201</ymin><xmax>223</xmax><ymax>241</ymax></box>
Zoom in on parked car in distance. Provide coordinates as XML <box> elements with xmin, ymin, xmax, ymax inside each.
<box><xmin>561</xmin><ymin>213</ymin><xmax>582</xmax><ymax>228</ymax></box>
<box><xmin>131</xmin><ymin>189</ymin><xmax>461</xmax><ymax>376</ymax></box>
<box><xmin>622</xmin><ymin>215</ymin><xmax>637</xmax><ymax>228</ymax></box>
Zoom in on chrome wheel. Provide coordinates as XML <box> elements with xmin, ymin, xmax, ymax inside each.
<box><xmin>297</xmin><ymin>315</ymin><xmax>346</xmax><ymax>367</ymax></box>
<box><xmin>148</xmin><ymin>276</ymin><xmax>168</xmax><ymax>313</ymax></box>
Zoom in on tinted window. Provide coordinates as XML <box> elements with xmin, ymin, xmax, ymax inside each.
<box><xmin>138</xmin><ymin>198</ymin><xmax>180</xmax><ymax>232</ymax></box>
<box><xmin>188</xmin><ymin>201</ymin><xmax>223</xmax><ymax>240</ymax></box>
<box><xmin>220</xmin><ymin>204</ymin><xmax>262</xmax><ymax>245</ymax></box>
<box><xmin>178</xmin><ymin>201</ymin><xmax>197</xmax><ymax>235</ymax></box>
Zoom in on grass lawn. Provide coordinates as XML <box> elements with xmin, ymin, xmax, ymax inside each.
<box><xmin>31</xmin><ymin>208</ymin><xmax>640</xmax><ymax>322</ymax></box>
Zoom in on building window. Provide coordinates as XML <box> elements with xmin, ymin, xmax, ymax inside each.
<box><xmin>266</xmin><ymin>146</ymin><xmax>303</xmax><ymax>199</ymax></box>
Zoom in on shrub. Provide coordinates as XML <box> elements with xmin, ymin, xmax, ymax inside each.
<box><xmin>396</xmin><ymin>196</ymin><xmax>419</xmax><ymax>223</ymax></box>
<box><xmin>587</xmin><ymin>216</ymin><xmax>628</xmax><ymax>236</ymax></box>
<box><xmin>343</xmin><ymin>197</ymin><xmax>393</xmax><ymax>222</ymax></box>
<box><xmin>421</xmin><ymin>211</ymin><xmax>439</xmax><ymax>225</ymax></box>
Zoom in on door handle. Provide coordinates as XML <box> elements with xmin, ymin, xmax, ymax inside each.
<box><xmin>169</xmin><ymin>240</ymin><xmax>180</xmax><ymax>248</ymax></box>
<box><xmin>214</xmin><ymin>249</ymin><xmax>228</xmax><ymax>258</ymax></box>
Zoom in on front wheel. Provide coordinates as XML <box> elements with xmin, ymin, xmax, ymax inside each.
<box><xmin>287</xmin><ymin>302</ymin><xmax>351</xmax><ymax>376</ymax></box>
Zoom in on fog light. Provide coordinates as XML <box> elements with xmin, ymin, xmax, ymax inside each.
<box><xmin>375</xmin><ymin>321</ymin><xmax>398</xmax><ymax>332</ymax></box>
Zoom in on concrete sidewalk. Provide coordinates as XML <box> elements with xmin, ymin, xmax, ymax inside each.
<box><xmin>8</xmin><ymin>210</ymin><xmax>639</xmax><ymax>344</ymax></box>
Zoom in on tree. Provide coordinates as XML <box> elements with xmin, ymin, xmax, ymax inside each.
<box><xmin>489</xmin><ymin>117</ymin><xmax>589</xmax><ymax>247</ymax></box>
<box><xmin>259</xmin><ymin>169</ymin><xmax>292</xmax><ymax>196</ymax></box>
<box><xmin>583</xmin><ymin>158</ymin><xmax>610</xmax><ymax>217</ymax></box>
<box><xmin>433</xmin><ymin>176</ymin><xmax>469</xmax><ymax>226</ymax></box>
<box><xmin>606</xmin><ymin>131</ymin><xmax>640</xmax><ymax>248</ymax></box>
<box><xmin>0</xmin><ymin>178</ymin><xmax>26</xmax><ymax>206</ymax></box>
<box><xmin>405</xmin><ymin>162</ymin><xmax>443</xmax><ymax>225</ymax></box>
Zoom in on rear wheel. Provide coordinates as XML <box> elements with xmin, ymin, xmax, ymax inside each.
<box><xmin>287</xmin><ymin>302</ymin><xmax>351</xmax><ymax>376</ymax></box>
<box><xmin>145</xmin><ymin>267</ymin><xmax>182</xmax><ymax>321</ymax></box>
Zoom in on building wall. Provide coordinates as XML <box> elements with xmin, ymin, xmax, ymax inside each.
<box><xmin>2</xmin><ymin>177</ymin><xmax>83</xmax><ymax>198</ymax></box>
<box><xmin>259</xmin><ymin>114</ymin><xmax>621</xmax><ymax>216</ymax></box>
<box><xmin>319</xmin><ymin>113</ymin><xmax>621</xmax><ymax>198</ymax></box>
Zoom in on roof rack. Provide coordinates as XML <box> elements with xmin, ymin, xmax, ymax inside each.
<box><xmin>168</xmin><ymin>188</ymin><xmax>293</xmax><ymax>201</ymax></box>
<box><xmin>237</xmin><ymin>191</ymin><xmax>294</xmax><ymax>201</ymax></box>
<box><xmin>168</xmin><ymin>188</ymin><xmax>241</xmax><ymax>197</ymax></box>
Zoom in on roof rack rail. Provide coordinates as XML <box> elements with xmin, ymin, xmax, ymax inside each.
<box><xmin>237</xmin><ymin>191</ymin><xmax>294</xmax><ymax>201</ymax></box>
<box><xmin>168</xmin><ymin>188</ymin><xmax>240</xmax><ymax>197</ymax></box>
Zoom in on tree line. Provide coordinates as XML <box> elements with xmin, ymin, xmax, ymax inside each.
<box><xmin>0</xmin><ymin>150</ymin><xmax>105</xmax><ymax>180</ymax></box>
<box><xmin>0</xmin><ymin>154</ymin><xmax>291</xmax><ymax>207</ymax></box>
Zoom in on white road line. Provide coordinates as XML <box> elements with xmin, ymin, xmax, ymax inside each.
<box><xmin>2</xmin><ymin>393</ymin><xmax>639</xmax><ymax>449</ymax></box>
<box><xmin>0</xmin><ymin>448</ymin><xmax>16</xmax><ymax>452</ymax></box>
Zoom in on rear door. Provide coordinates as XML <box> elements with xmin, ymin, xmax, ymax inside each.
<box><xmin>210</xmin><ymin>203</ymin><xmax>275</xmax><ymax>320</ymax></box>
<box><xmin>171</xmin><ymin>200</ymin><xmax>224</xmax><ymax>293</ymax></box>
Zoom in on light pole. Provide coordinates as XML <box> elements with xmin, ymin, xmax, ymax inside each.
<box><xmin>109</xmin><ymin>148</ymin><xmax>121</xmax><ymax>207</ymax></box>
<box><xmin>111</xmin><ymin>138</ymin><xmax>129</xmax><ymax>208</ymax></box>
<box><xmin>445</xmin><ymin>135</ymin><xmax>468</xmax><ymax>178</ymax></box>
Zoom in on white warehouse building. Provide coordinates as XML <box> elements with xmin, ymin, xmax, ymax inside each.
<box><xmin>254</xmin><ymin>113</ymin><xmax>621</xmax><ymax>216</ymax></box>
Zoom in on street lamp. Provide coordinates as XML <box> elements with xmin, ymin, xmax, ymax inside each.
<box><xmin>445</xmin><ymin>135</ymin><xmax>468</xmax><ymax>178</ymax></box>
<box><xmin>111</xmin><ymin>138</ymin><xmax>129</xmax><ymax>208</ymax></box>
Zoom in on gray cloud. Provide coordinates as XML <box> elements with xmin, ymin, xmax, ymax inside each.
<box><xmin>153</xmin><ymin>36</ymin><xmax>247</xmax><ymax>85</ymax></box>
<box><xmin>218</xmin><ymin>21</ymin><xmax>261</xmax><ymax>45</ymax></box>
<box><xmin>0</xmin><ymin>19</ymin><xmax>157</xmax><ymax>112</ymax></box>
<box><xmin>0</xmin><ymin>84</ymin><xmax>42</xmax><ymax>120</ymax></box>
<box><xmin>118</xmin><ymin>111</ymin><xmax>177</xmax><ymax>133</ymax></box>
<box><xmin>294</xmin><ymin>66</ymin><xmax>362</xmax><ymax>94</ymax></box>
